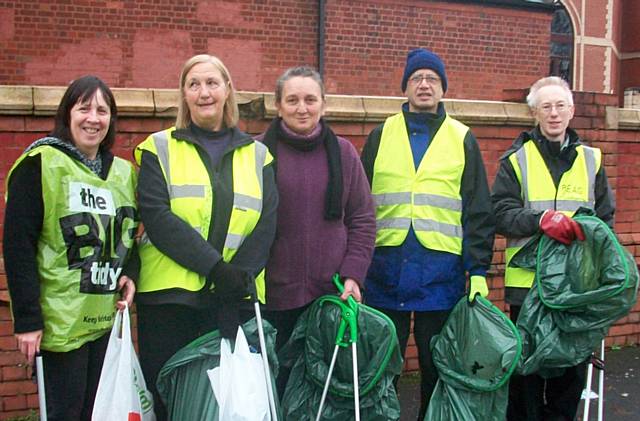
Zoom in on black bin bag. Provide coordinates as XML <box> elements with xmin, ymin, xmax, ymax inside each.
<box><xmin>510</xmin><ymin>211</ymin><xmax>639</xmax><ymax>377</ymax></box>
<box><xmin>425</xmin><ymin>296</ymin><xmax>522</xmax><ymax>421</ymax></box>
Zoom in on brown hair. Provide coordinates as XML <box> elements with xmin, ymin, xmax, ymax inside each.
<box><xmin>51</xmin><ymin>75</ymin><xmax>117</xmax><ymax>151</ymax></box>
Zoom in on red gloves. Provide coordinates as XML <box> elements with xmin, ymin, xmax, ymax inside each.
<box><xmin>539</xmin><ymin>210</ymin><xmax>585</xmax><ymax>245</ymax></box>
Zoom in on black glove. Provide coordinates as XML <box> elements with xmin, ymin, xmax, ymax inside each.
<box><xmin>217</xmin><ymin>297</ymin><xmax>241</xmax><ymax>339</ymax></box>
<box><xmin>209</xmin><ymin>260</ymin><xmax>252</xmax><ymax>298</ymax></box>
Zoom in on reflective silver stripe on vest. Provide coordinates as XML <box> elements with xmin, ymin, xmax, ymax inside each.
<box><xmin>254</xmin><ymin>142</ymin><xmax>268</xmax><ymax>195</ymax></box>
<box><xmin>152</xmin><ymin>131</ymin><xmax>173</xmax><ymax>196</ymax></box>
<box><xmin>414</xmin><ymin>193</ymin><xmax>462</xmax><ymax>212</ymax></box>
<box><xmin>234</xmin><ymin>193</ymin><xmax>262</xmax><ymax>211</ymax></box>
<box><xmin>515</xmin><ymin>147</ymin><xmax>529</xmax><ymax>207</ymax></box>
<box><xmin>508</xmin><ymin>144</ymin><xmax>598</xmax><ymax>251</ymax></box>
<box><xmin>527</xmin><ymin>200</ymin><xmax>555</xmax><ymax>211</ymax></box>
<box><xmin>170</xmin><ymin>184</ymin><xmax>206</xmax><ymax>198</ymax></box>
<box><xmin>555</xmin><ymin>199</ymin><xmax>592</xmax><ymax>211</ymax></box>
<box><xmin>224</xmin><ymin>142</ymin><xmax>268</xmax><ymax>251</ymax></box>
<box><xmin>374</xmin><ymin>192</ymin><xmax>462</xmax><ymax>212</ymax></box>
<box><xmin>517</xmin><ymin>145</ymin><xmax>597</xmax><ymax>211</ymax></box>
<box><xmin>152</xmin><ymin>131</ymin><xmax>206</xmax><ymax>200</ymax></box>
<box><xmin>224</xmin><ymin>232</ymin><xmax>244</xmax><ymax>250</ymax></box>
<box><xmin>583</xmin><ymin>147</ymin><xmax>596</xmax><ymax>207</ymax></box>
<box><xmin>506</xmin><ymin>236</ymin><xmax>531</xmax><ymax>248</ymax></box>
<box><xmin>414</xmin><ymin>218</ymin><xmax>463</xmax><ymax>239</ymax></box>
<box><xmin>377</xmin><ymin>217</ymin><xmax>411</xmax><ymax>230</ymax></box>
<box><xmin>373</xmin><ymin>192</ymin><xmax>411</xmax><ymax>206</ymax></box>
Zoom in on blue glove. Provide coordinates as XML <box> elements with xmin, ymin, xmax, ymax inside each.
<box><xmin>468</xmin><ymin>275</ymin><xmax>489</xmax><ymax>302</ymax></box>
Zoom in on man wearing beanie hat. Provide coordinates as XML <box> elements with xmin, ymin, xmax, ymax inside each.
<box><xmin>361</xmin><ymin>48</ymin><xmax>495</xmax><ymax>419</ymax></box>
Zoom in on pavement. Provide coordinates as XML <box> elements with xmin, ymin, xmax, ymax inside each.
<box><xmin>397</xmin><ymin>344</ymin><xmax>640</xmax><ymax>421</ymax></box>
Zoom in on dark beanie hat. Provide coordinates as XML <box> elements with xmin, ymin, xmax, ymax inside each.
<box><xmin>401</xmin><ymin>48</ymin><xmax>448</xmax><ymax>93</ymax></box>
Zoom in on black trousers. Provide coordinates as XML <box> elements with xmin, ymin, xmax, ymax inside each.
<box><xmin>136</xmin><ymin>303</ymin><xmax>218</xmax><ymax>421</ymax></box>
<box><xmin>372</xmin><ymin>307</ymin><xmax>451</xmax><ymax>421</ymax></box>
<box><xmin>263</xmin><ymin>304</ymin><xmax>311</xmax><ymax>398</ymax></box>
<box><xmin>507</xmin><ymin>305</ymin><xmax>587</xmax><ymax>421</ymax></box>
<box><xmin>40</xmin><ymin>332</ymin><xmax>110</xmax><ymax>421</ymax></box>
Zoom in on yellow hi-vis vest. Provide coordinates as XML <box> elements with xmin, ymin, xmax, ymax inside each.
<box><xmin>7</xmin><ymin>145</ymin><xmax>138</xmax><ymax>352</ymax></box>
<box><xmin>134</xmin><ymin>128</ymin><xmax>272</xmax><ymax>302</ymax></box>
<box><xmin>371</xmin><ymin>112</ymin><xmax>469</xmax><ymax>254</ymax></box>
<box><xmin>505</xmin><ymin>141</ymin><xmax>601</xmax><ymax>288</ymax></box>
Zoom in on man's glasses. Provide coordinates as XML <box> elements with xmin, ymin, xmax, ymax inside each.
<box><xmin>538</xmin><ymin>102</ymin><xmax>571</xmax><ymax>115</ymax></box>
<box><xmin>408</xmin><ymin>74</ymin><xmax>441</xmax><ymax>86</ymax></box>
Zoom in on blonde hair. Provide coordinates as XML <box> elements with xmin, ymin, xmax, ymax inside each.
<box><xmin>526</xmin><ymin>76</ymin><xmax>574</xmax><ymax>109</ymax></box>
<box><xmin>175</xmin><ymin>54</ymin><xmax>239</xmax><ymax>129</ymax></box>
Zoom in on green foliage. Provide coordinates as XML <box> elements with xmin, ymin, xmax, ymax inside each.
<box><xmin>6</xmin><ymin>410</ymin><xmax>39</xmax><ymax>421</ymax></box>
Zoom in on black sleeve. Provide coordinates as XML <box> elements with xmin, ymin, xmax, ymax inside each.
<box><xmin>3</xmin><ymin>155</ymin><xmax>44</xmax><ymax>333</ymax></box>
<box><xmin>460</xmin><ymin>131</ymin><xmax>495</xmax><ymax>276</ymax></box>
<box><xmin>360</xmin><ymin>124</ymin><xmax>383</xmax><ymax>185</ymax></box>
<box><xmin>594</xmin><ymin>165</ymin><xmax>615</xmax><ymax>227</ymax></box>
<box><xmin>491</xmin><ymin>155</ymin><xmax>544</xmax><ymax>238</ymax></box>
<box><xmin>229</xmin><ymin>163</ymin><xmax>278</xmax><ymax>276</ymax></box>
<box><xmin>137</xmin><ymin>150</ymin><xmax>222</xmax><ymax>277</ymax></box>
<box><xmin>121</xmin><ymin>242</ymin><xmax>140</xmax><ymax>281</ymax></box>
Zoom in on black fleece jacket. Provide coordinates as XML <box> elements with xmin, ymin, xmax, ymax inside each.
<box><xmin>135</xmin><ymin>126</ymin><xmax>278</xmax><ymax>307</ymax></box>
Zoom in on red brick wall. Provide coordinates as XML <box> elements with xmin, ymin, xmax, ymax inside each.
<box><xmin>2</xmin><ymin>93</ymin><xmax>640</xmax><ymax>413</ymax></box>
<box><xmin>323</xmin><ymin>0</ymin><xmax>551</xmax><ymax>99</ymax></box>
<box><xmin>0</xmin><ymin>0</ymin><xmax>551</xmax><ymax>100</ymax></box>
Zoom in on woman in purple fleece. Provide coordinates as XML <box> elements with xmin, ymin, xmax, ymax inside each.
<box><xmin>259</xmin><ymin>66</ymin><xmax>376</xmax><ymax>392</ymax></box>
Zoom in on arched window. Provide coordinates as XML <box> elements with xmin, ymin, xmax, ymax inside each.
<box><xmin>549</xmin><ymin>7</ymin><xmax>573</xmax><ymax>85</ymax></box>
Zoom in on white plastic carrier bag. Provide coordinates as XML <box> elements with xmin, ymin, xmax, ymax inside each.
<box><xmin>92</xmin><ymin>304</ymin><xmax>156</xmax><ymax>421</ymax></box>
<box><xmin>208</xmin><ymin>326</ymin><xmax>270</xmax><ymax>421</ymax></box>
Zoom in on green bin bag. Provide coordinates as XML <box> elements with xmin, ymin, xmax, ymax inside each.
<box><xmin>156</xmin><ymin>318</ymin><xmax>280</xmax><ymax>421</ymax></box>
<box><xmin>510</xmin><ymin>212</ymin><xmax>639</xmax><ymax>377</ymax></box>
<box><xmin>425</xmin><ymin>296</ymin><xmax>522</xmax><ymax>421</ymax></box>
<box><xmin>279</xmin><ymin>295</ymin><xmax>403</xmax><ymax>420</ymax></box>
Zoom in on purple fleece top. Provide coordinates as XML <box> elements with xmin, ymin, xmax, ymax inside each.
<box><xmin>257</xmin><ymin>124</ymin><xmax>376</xmax><ymax>311</ymax></box>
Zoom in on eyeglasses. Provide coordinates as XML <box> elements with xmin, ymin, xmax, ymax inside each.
<box><xmin>538</xmin><ymin>102</ymin><xmax>571</xmax><ymax>115</ymax></box>
<box><xmin>408</xmin><ymin>74</ymin><xmax>441</xmax><ymax>86</ymax></box>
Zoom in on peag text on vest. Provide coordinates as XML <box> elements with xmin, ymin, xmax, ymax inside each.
<box><xmin>559</xmin><ymin>183</ymin><xmax>584</xmax><ymax>196</ymax></box>
<box><xmin>64</xmin><ymin>182</ymin><xmax>137</xmax><ymax>294</ymax></box>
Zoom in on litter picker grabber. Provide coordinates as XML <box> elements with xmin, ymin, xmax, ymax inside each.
<box><xmin>315</xmin><ymin>274</ymin><xmax>360</xmax><ymax>421</ymax></box>
<box><xmin>582</xmin><ymin>339</ymin><xmax>605</xmax><ymax>421</ymax></box>
<box><xmin>253</xmin><ymin>287</ymin><xmax>279</xmax><ymax>421</ymax></box>
<box><xmin>35</xmin><ymin>354</ymin><xmax>47</xmax><ymax>421</ymax></box>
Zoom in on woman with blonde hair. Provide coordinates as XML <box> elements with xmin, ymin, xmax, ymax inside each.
<box><xmin>134</xmin><ymin>54</ymin><xmax>277</xmax><ymax>420</ymax></box>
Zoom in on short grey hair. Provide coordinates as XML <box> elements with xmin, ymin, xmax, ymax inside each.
<box><xmin>275</xmin><ymin>66</ymin><xmax>325</xmax><ymax>104</ymax></box>
<box><xmin>526</xmin><ymin>76</ymin><xmax>574</xmax><ymax>109</ymax></box>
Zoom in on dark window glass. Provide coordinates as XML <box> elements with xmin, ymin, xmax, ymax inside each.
<box><xmin>550</xmin><ymin>8</ymin><xmax>573</xmax><ymax>85</ymax></box>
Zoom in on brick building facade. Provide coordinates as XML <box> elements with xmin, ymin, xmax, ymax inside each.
<box><xmin>1</xmin><ymin>0</ymin><xmax>639</xmax><ymax>418</ymax></box>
